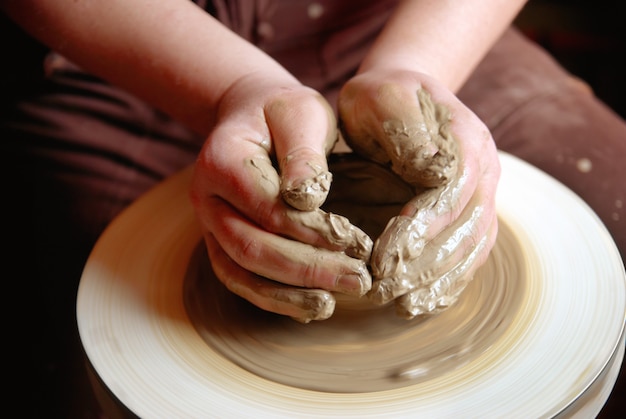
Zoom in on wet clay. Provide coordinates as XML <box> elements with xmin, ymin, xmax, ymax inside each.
<box><xmin>343</xmin><ymin>88</ymin><xmax>459</xmax><ymax>189</ymax></box>
<box><xmin>279</xmin><ymin>93</ymin><xmax>339</xmax><ymax>212</ymax></box>
<box><xmin>341</xmin><ymin>88</ymin><xmax>469</xmax><ymax>317</ymax></box>
<box><xmin>382</xmin><ymin>88</ymin><xmax>459</xmax><ymax>188</ymax></box>
<box><xmin>287</xmin><ymin>209</ymin><xmax>373</xmax><ymax>261</ymax></box>
<box><xmin>246</xmin><ymin>154</ymin><xmax>372</xmax><ymax>262</ymax></box>
<box><xmin>261</xmin><ymin>88</ymin><xmax>465</xmax><ymax>321</ymax></box>
<box><xmin>245</xmin><ymin>154</ymin><xmax>373</xmax><ymax>323</ymax></box>
<box><xmin>184</xmin><ymin>204</ymin><xmax>528</xmax><ymax>393</ymax></box>
<box><xmin>184</xmin><ymin>154</ymin><xmax>519</xmax><ymax>393</ymax></box>
<box><xmin>281</xmin><ymin>164</ymin><xmax>332</xmax><ymax>211</ymax></box>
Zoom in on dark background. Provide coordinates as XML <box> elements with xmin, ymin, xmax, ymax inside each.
<box><xmin>515</xmin><ymin>0</ymin><xmax>626</xmax><ymax>120</ymax></box>
<box><xmin>3</xmin><ymin>0</ymin><xmax>625</xmax><ymax>417</ymax></box>
<box><xmin>515</xmin><ymin>1</ymin><xmax>626</xmax><ymax>416</ymax></box>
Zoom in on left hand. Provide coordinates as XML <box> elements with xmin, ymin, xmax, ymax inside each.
<box><xmin>338</xmin><ymin>69</ymin><xmax>500</xmax><ymax>318</ymax></box>
<box><xmin>191</xmin><ymin>74</ymin><xmax>373</xmax><ymax>323</ymax></box>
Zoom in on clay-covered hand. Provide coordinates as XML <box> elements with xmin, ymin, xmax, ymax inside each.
<box><xmin>338</xmin><ymin>70</ymin><xmax>500</xmax><ymax>319</ymax></box>
<box><xmin>191</xmin><ymin>73</ymin><xmax>373</xmax><ymax>323</ymax></box>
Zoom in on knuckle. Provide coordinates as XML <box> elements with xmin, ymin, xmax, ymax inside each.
<box><xmin>233</xmin><ymin>232</ymin><xmax>262</xmax><ymax>264</ymax></box>
<box><xmin>298</xmin><ymin>260</ymin><xmax>323</xmax><ymax>289</ymax></box>
<box><xmin>255</xmin><ymin>202</ymin><xmax>285</xmax><ymax>233</ymax></box>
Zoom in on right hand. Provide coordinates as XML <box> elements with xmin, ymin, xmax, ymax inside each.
<box><xmin>190</xmin><ymin>73</ymin><xmax>373</xmax><ymax>323</ymax></box>
<box><xmin>338</xmin><ymin>69</ymin><xmax>500</xmax><ymax>319</ymax></box>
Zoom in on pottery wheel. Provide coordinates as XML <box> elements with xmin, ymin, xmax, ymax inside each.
<box><xmin>77</xmin><ymin>152</ymin><xmax>626</xmax><ymax>418</ymax></box>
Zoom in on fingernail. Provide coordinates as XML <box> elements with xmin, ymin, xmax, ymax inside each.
<box><xmin>336</xmin><ymin>266</ymin><xmax>371</xmax><ymax>297</ymax></box>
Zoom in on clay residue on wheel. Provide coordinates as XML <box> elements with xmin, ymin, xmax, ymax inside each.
<box><xmin>184</xmin><ymin>201</ymin><xmax>529</xmax><ymax>393</ymax></box>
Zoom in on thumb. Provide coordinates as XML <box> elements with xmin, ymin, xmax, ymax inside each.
<box><xmin>265</xmin><ymin>88</ymin><xmax>338</xmax><ymax>211</ymax></box>
<box><xmin>339</xmin><ymin>76</ymin><xmax>459</xmax><ymax>189</ymax></box>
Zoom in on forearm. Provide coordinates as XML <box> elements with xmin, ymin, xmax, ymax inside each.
<box><xmin>359</xmin><ymin>0</ymin><xmax>527</xmax><ymax>92</ymax></box>
<box><xmin>1</xmin><ymin>0</ymin><xmax>297</xmax><ymax>135</ymax></box>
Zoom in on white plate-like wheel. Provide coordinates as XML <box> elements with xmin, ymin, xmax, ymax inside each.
<box><xmin>77</xmin><ymin>152</ymin><xmax>626</xmax><ymax>418</ymax></box>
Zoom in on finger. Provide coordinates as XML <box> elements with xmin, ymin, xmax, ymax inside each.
<box><xmin>244</xmin><ymin>154</ymin><xmax>372</xmax><ymax>260</ymax></box>
<box><xmin>204</xmin><ymin>233</ymin><xmax>336</xmax><ymax>323</ymax></box>
<box><xmin>265</xmin><ymin>88</ymin><xmax>338</xmax><ymax>210</ymax></box>
<box><xmin>203</xmin><ymin>195</ymin><xmax>372</xmax><ymax>297</ymax></box>
<box><xmin>366</xmin><ymin>172</ymin><xmax>472</xmax><ymax>296</ymax></box>
<box><xmin>287</xmin><ymin>208</ymin><xmax>372</xmax><ymax>261</ymax></box>
<box><xmin>340</xmin><ymin>78</ymin><xmax>487</xmax><ymax>247</ymax></box>
<box><xmin>379</xmin><ymin>86</ymin><xmax>460</xmax><ymax>188</ymax></box>
<box><xmin>372</xmin><ymin>106</ymin><xmax>492</xmax><ymax>248</ymax></box>
<box><xmin>389</xmin><ymin>107</ymin><xmax>495</xmax><ymax>236</ymax></box>
<box><xmin>380</xmin><ymin>167</ymin><xmax>473</xmax><ymax>254</ymax></box>
<box><xmin>192</xmin><ymin>124</ymin><xmax>370</xmax><ymax>258</ymax></box>
<box><xmin>340</xmin><ymin>80</ymin><xmax>460</xmax><ymax>189</ymax></box>
<box><xmin>354</xmin><ymin>79</ymin><xmax>499</xmax><ymax>293</ymax></box>
<box><xmin>369</xmin><ymin>183</ymin><xmax>497</xmax><ymax>305</ymax></box>
<box><xmin>394</xmin><ymin>216</ymin><xmax>499</xmax><ymax>319</ymax></box>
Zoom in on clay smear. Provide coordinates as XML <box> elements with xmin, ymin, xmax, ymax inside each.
<box><xmin>281</xmin><ymin>164</ymin><xmax>332</xmax><ymax>211</ymax></box>
<box><xmin>342</xmin><ymin>88</ymin><xmax>472</xmax><ymax>317</ymax></box>
<box><xmin>185</xmin><ymin>205</ymin><xmax>527</xmax><ymax>392</ymax></box>
<box><xmin>380</xmin><ymin>88</ymin><xmax>459</xmax><ymax>188</ymax></box>
<box><xmin>185</xmin><ymin>151</ymin><xmax>516</xmax><ymax>393</ymax></box>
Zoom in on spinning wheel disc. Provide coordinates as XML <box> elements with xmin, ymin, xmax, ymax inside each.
<box><xmin>77</xmin><ymin>152</ymin><xmax>626</xmax><ymax>417</ymax></box>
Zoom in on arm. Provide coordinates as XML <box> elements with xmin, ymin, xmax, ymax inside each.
<box><xmin>1</xmin><ymin>0</ymin><xmax>294</xmax><ymax>135</ymax></box>
<box><xmin>2</xmin><ymin>0</ymin><xmax>373</xmax><ymax>322</ymax></box>
<box><xmin>339</xmin><ymin>0</ymin><xmax>526</xmax><ymax>317</ymax></box>
<box><xmin>359</xmin><ymin>0</ymin><xmax>527</xmax><ymax>92</ymax></box>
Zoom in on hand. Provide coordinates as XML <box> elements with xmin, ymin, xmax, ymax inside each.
<box><xmin>190</xmin><ymin>73</ymin><xmax>373</xmax><ymax>323</ymax></box>
<box><xmin>338</xmin><ymin>70</ymin><xmax>500</xmax><ymax>319</ymax></box>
